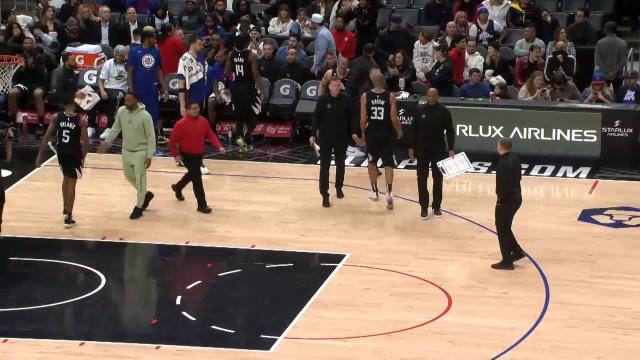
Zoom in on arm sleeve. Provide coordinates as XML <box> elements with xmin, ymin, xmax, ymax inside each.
<box><xmin>143</xmin><ymin>113</ymin><xmax>157</xmax><ymax>159</ymax></box>
<box><xmin>204</xmin><ymin>118</ymin><xmax>223</xmax><ymax>150</ymax></box>
<box><xmin>444</xmin><ymin>109</ymin><xmax>455</xmax><ymax>151</ymax></box>
<box><xmin>105</xmin><ymin>108</ymin><xmax>123</xmax><ymax>144</ymax></box>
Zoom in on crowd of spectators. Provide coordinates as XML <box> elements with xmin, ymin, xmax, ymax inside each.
<box><xmin>0</xmin><ymin>0</ymin><xmax>637</xmax><ymax>139</ymax></box>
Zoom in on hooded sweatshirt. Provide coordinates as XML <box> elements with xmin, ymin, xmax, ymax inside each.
<box><xmin>481</xmin><ymin>0</ymin><xmax>511</xmax><ymax>27</ymax></box>
<box><xmin>413</xmin><ymin>40</ymin><xmax>436</xmax><ymax>81</ymax></box>
<box><xmin>105</xmin><ymin>103</ymin><xmax>156</xmax><ymax>159</ymax></box>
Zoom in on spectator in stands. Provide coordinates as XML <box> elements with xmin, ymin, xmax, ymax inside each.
<box><xmin>616</xmin><ymin>71</ymin><xmax>640</xmax><ymax>104</ymax></box>
<box><xmin>9</xmin><ymin>38</ymin><xmax>48</xmax><ymax>133</ymax></box>
<box><xmin>268</xmin><ymin>3</ymin><xmax>294</xmax><ymax>35</ymax></box>
<box><xmin>38</xmin><ymin>6</ymin><xmax>65</xmax><ymax>46</ymax></box>
<box><xmin>311</xmin><ymin>13</ymin><xmax>336</xmax><ymax>76</ymax></box>
<box><xmin>347</xmin><ymin>42</ymin><xmax>377</xmax><ymax>96</ymax></box>
<box><xmin>98</xmin><ymin>45</ymin><xmax>128</xmax><ymax>139</ymax></box>
<box><xmin>413</xmin><ymin>31</ymin><xmax>436</xmax><ymax>83</ymax></box>
<box><xmin>174</xmin><ymin>28</ymin><xmax>184</xmax><ymax>41</ymax></box>
<box><xmin>515</xmin><ymin>44</ymin><xmax>543</xmax><ymax>87</ymax></box>
<box><xmin>211</xmin><ymin>0</ymin><xmax>233</xmax><ymax>33</ymax></box>
<box><xmin>319</xmin><ymin>54</ymin><xmax>349</xmax><ymax>94</ymax></box>
<box><xmin>518</xmin><ymin>70</ymin><xmax>550</xmax><ymax>101</ymax></box>
<box><xmin>128</xmin><ymin>0</ymin><xmax>157</xmax><ymax>15</ymax></box>
<box><xmin>427</xmin><ymin>41</ymin><xmax>454</xmax><ymax>96</ymax></box>
<box><xmin>353</xmin><ymin>1</ymin><xmax>377</xmax><ymax>57</ymax></box>
<box><xmin>544</xmin><ymin>40</ymin><xmax>575</xmax><ymax>81</ymax></box>
<box><xmin>309</xmin><ymin>0</ymin><xmax>335</xmax><ymax>25</ymax></box>
<box><xmin>582</xmin><ymin>72</ymin><xmax>614</xmax><ymax>104</ymax></box>
<box><xmin>481</xmin><ymin>0</ymin><xmax>510</xmax><ymax>27</ymax></box>
<box><xmin>453</xmin><ymin>11</ymin><xmax>472</xmax><ymax>38</ymax></box>
<box><xmin>513</xmin><ymin>23</ymin><xmax>545</xmax><ymax>58</ymax></box>
<box><xmin>470</xmin><ymin>6</ymin><xmax>504</xmax><ymax>47</ymax></box>
<box><xmin>567</xmin><ymin>8</ymin><xmax>596</xmax><ymax>46</ymax></box>
<box><xmin>460</xmin><ymin>68</ymin><xmax>490</xmax><ymax>98</ymax></box>
<box><xmin>595</xmin><ymin>21</ymin><xmax>628</xmax><ymax>91</ymax></box>
<box><xmin>276</xmin><ymin>33</ymin><xmax>308</xmax><ymax>64</ymax></box>
<box><xmin>464</xmin><ymin>39</ymin><xmax>484</xmax><ymax>82</ymax></box>
<box><xmin>98</xmin><ymin>6</ymin><xmax>122</xmax><ymax>48</ymax></box>
<box><xmin>227</xmin><ymin>15</ymin><xmax>256</xmax><ymax>49</ymax></box>
<box><xmin>200</xmin><ymin>14</ymin><xmax>219</xmax><ymax>50</ymax></box>
<box><xmin>232</xmin><ymin>0</ymin><xmax>258</xmax><ymax>27</ymax></box>
<box><xmin>124</xmin><ymin>7</ymin><xmax>140</xmax><ymax>45</ymax></box>
<box><xmin>332</xmin><ymin>14</ymin><xmax>356</xmax><ymax>60</ymax></box>
<box><xmin>316</xmin><ymin>51</ymin><xmax>338</xmax><ymax>80</ymax></box>
<box><xmin>537</xmin><ymin>9</ymin><xmax>559</xmax><ymax>44</ymax></box>
<box><xmin>158</xmin><ymin>23</ymin><xmax>186</xmax><ymax>74</ymax></box>
<box><xmin>249</xmin><ymin>28</ymin><xmax>263</xmax><ymax>57</ymax></box>
<box><xmin>147</xmin><ymin>2</ymin><xmax>174</xmax><ymax>31</ymax></box>
<box><xmin>423</xmin><ymin>0</ymin><xmax>453</xmax><ymax>31</ymax></box>
<box><xmin>62</xmin><ymin>16</ymin><xmax>81</xmax><ymax>47</ymax></box>
<box><xmin>375</xmin><ymin>14</ymin><xmax>416</xmax><ymax>69</ymax></box>
<box><xmin>508</xmin><ymin>0</ymin><xmax>540</xmax><ymax>29</ymax></box>
<box><xmin>547</xmin><ymin>27</ymin><xmax>575</xmax><ymax>59</ymax></box>
<box><xmin>59</xmin><ymin>0</ymin><xmax>80</xmax><ymax>23</ymax></box>
<box><xmin>131</xmin><ymin>27</ymin><xmax>142</xmax><ymax>45</ymax></box>
<box><xmin>385</xmin><ymin>50</ymin><xmax>415</xmax><ymax>93</ymax></box>
<box><xmin>442</xmin><ymin>21</ymin><xmax>456</xmax><ymax>48</ymax></box>
<box><xmin>7</xmin><ymin>23</ymin><xmax>26</xmax><ymax>51</ymax></box>
<box><xmin>449</xmin><ymin>34</ymin><xmax>466</xmax><ymax>87</ymax></box>
<box><xmin>296</xmin><ymin>8</ymin><xmax>316</xmax><ymax>38</ymax></box>
<box><xmin>453</xmin><ymin>0</ymin><xmax>479</xmax><ymax>24</ymax></box>
<box><xmin>281</xmin><ymin>48</ymin><xmax>310</xmax><ymax>85</ymax></box>
<box><xmin>329</xmin><ymin>0</ymin><xmax>357</xmax><ymax>31</ymax></box>
<box><xmin>547</xmin><ymin>71</ymin><xmax>580</xmax><ymax>102</ymax></box>
<box><xmin>493</xmin><ymin>81</ymin><xmax>510</xmax><ymax>99</ymax></box>
<box><xmin>178</xmin><ymin>0</ymin><xmax>206</xmax><ymax>33</ymax></box>
<box><xmin>258</xmin><ymin>42</ymin><xmax>283</xmax><ymax>84</ymax></box>
<box><xmin>205</xmin><ymin>48</ymin><xmax>229</xmax><ymax>126</ymax></box>
<box><xmin>77</xmin><ymin>4</ymin><xmax>100</xmax><ymax>44</ymax></box>
<box><xmin>49</xmin><ymin>51</ymin><xmax>79</xmax><ymax>108</ymax></box>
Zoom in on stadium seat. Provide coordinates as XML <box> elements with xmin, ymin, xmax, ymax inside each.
<box><xmin>499</xmin><ymin>46</ymin><xmax>516</xmax><ymax>65</ymax></box>
<box><xmin>414</xmin><ymin>25</ymin><xmax>440</xmax><ymax>37</ymax></box>
<box><xmin>451</xmin><ymin>84</ymin><xmax>460</xmax><ymax>97</ymax></box>
<box><xmin>563</xmin><ymin>0</ymin><xmax>583</xmax><ymax>12</ymax></box>
<box><xmin>78</xmin><ymin>68</ymin><xmax>100</xmax><ymax>91</ymax></box>
<box><xmin>477</xmin><ymin>45</ymin><xmax>488</xmax><ymax>58</ymax></box>
<box><xmin>385</xmin><ymin>0</ymin><xmax>408</xmax><ymax>8</ymax></box>
<box><xmin>251</xmin><ymin>3</ymin><xmax>270</xmax><ymax>15</ymax></box>
<box><xmin>590</xmin><ymin>1</ymin><xmax>613</xmax><ymax>12</ymax></box>
<box><xmin>160</xmin><ymin>73</ymin><xmax>180</xmax><ymax>126</ymax></box>
<box><xmin>588</xmin><ymin>12</ymin><xmax>604</xmax><ymax>29</ymax></box>
<box><xmin>552</xmin><ymin>11</ymin><xmax>569</xmax><ymax>26</ymax></box>
<box><xmin>536</xmin><ymin>0</ymin><xmax>557</xmax><ymax>11</ymax></box>
<box><xmin>393</xmin><ymin>8</ymin><xmax>420</xmax><ymax>27</ymax></box>
<box><xmin>411</xmin><ymin>81</ymin><xmax>427</xmax><ymax>95</ymax></box>
<box><xmin>306</xmin><ymin>40</ymin><xmax>316</xmax><ymax>56</ymax></box>
<box><xmin>294</xmin><ymin>80</ymin><xmax>320</xmax><ymax>128</ymax></box>
<box><xmin>502</xmin><ymin>28</ymin><xmax>524</xmax><ymax>48</ymax></box>
<box><xmin>376</xmin><ymin>8</ymin><xmax>393</xmax><ymax>30</ymax></box>
<box><xmin>268</xmin><ymin>79</ymin><xmax>300</xmax><ymax>121</ymax></box>
<box><xmin>259</xmin><ymin>77</ymin><xmax>272</xmax><ymax>110</ymax></box>
<box><xmin>109</xmin><ymin>12</ymin><xmax>121</xmax><ymax>25</ymax></box>
<box><xmin>411</xmin><ymin>0</ymin><xmax>429</xmax><ymax>8</ymax></box>
<box><xmin>507</xmin><ymin>85</ymin><xmax>520</xmax><ymax>100</ymax></box>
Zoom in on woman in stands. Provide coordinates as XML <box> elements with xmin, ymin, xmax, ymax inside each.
<box><xmin>147</xmin><ymin>2</ymin><xmax>174</xmax><ymax>31</ymax></box>
<box><xmin>76</xmin><ymin>4</ymin><xmax>100</xmax><ymax>44</ymax></box>
<box><xmin>232</xmin><ymin>0</ymin><xmax>259</xmax><ymax>28</ymax></box>
<box><xmin>7</xmin><ymin>23</ymin><xmax>26</xmax><ymax>52</ymax></box>
<box><xmin>518</xmin><ymin>70</ymin><xmax>550</xmax><ymax>101</ymax></box>
<box><xmin>537</xmin><ymin>9</ymin><xmax>559</xmax><ymax>44</ymax></box>
<box><xmin>484</xmin><ymin>41</ymin><xmax>512</xmax><ymax>85</ymax></box>
<box><xmin>59</xmin><ymin>0</ymin><xmax>80</xmax><ymax>23</ymax></box>
<box><xmin>453</xmin><ymin>0</ymin><xmax>480</xmax><ymax>24</ymax></box>
<box><xmin>453</xmin><ymin>11</ymin><xmax>472</xmax><ymax>38</ymax></box>
<box><xmin>268</xmin><ymin>3</ymin><xmax>293</xmax><ymax>35</ymax></box>
<box><xmin>38</xmin><ymin>6</ymin><xmax>65</xmax><ymax>45</ymax></box>
<box><xmin>385</xmin><ymin>50</ymin><xmax>416</xmax><ymax>93</ymax></box>
<box><xmin>546</xmin><ymin>27</ymin><xmax>576</xmax><ymax>59</ymax></box>
<box><xmin>200</xmin><ymin>14</ymin><xmax>220</xmax><ymax>50</ymax></box>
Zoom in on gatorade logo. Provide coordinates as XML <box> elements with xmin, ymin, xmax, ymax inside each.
<box><xmin>169</xmin><ymin>78</ymin><xmax>179</xmax><ymax>90</ymax></box>
<box><xmin>306</xmin><ymin>85</ymin><xmax>317</xmax><ymax>97</ymax></box>
<box><xmin>83</xmin><ymin>70</ymin><xmax>97</xmax><ymax>85</ymax></box>
<box><xmin>75</xmin><ymin>55</ymin><xmax>85</xmax><ymax>66</ymax></box>
<box><xmin>280</xmin><ymin>84</ymin><xmax>291</xmax><ymax>96</ymax></box>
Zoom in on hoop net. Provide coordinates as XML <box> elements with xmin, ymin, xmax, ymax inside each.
<box><xmin>0</xmin><ymin>55</ymin><xmax>24</xmax><ymax>95</ymax></box>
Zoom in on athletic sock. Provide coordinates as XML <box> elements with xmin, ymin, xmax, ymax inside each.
<box><xmin>371</xmin><ymin>182</ymin><xmax>378</xmax><ymax>195</ymax></box>
<box><xmin>387</xmin><ymin>184</ymin><xmax>393</xmax><ymax>193</ymax></box>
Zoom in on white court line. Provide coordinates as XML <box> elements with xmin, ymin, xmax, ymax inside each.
<box><xmin>218</xmin><ymin>269</ymin><xmax>242</xmax><ymax>277</ymax></box>
<box><xmin>265</xmin><ymin>264</ymin><xmax>294</xmax><ymax>268</ymax></box>
<box><xmin>6</xmin><ymin>154</ymin><xmax>57</xmax><ymax>193</ymax></box>
<box><xmin>186</xmin><ymin>280</ymin><xmax>202</xmax><ymax>290</ymax></box>
<box><xmin>181</xmin><ymin>311</ymin><xmax>196</xmax><ymax>321</ymax></box>
<box><xmin>268</xmin><ymin>253</ymin><xmax>350</xmax><ymax>352</ymax></box>
<box><xmin>210</xmin><ymin>325</ymin><xmax>236</xmax><ymax>333</ymax></box>
<box><xmin>176</xmin><ymin>296</ymin><xmax>182</xmax><ymax>305</ymax></box>
<box><xmin>320</xmin><ymin>263</ymin><xmax>338</xmax><ymax>266</ymax></box>
<box><xmin>0</xmin><ymin>257</ymin><xmax>106</xmax><ymax>312</ymax></box>
<box><xmin>260</xmin><ymin>335</ymin><xmax>280</xmax><ymax>339</ymax></box>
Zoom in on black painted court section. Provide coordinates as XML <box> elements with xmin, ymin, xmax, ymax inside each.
<box><xmin>0</xmin><ymin>236</ymin><xmax>346</xmax><ymax>351</ymax></box>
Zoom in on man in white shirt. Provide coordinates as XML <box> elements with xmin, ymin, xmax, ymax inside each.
<box><xmin>98</xmin><ymin>45</ymin><xmax>128</xmax><ymax>139</ymax></box>
<box><xmin>464</xmin><ymin>40</ymin><xmax>485</xmax><ymax>81</ymax></box>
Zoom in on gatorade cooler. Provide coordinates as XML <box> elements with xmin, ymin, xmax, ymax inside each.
<box><xmin>64</xmin><ymin>44</ymin><xmax>106</xmax><ymax>70</ymax></box>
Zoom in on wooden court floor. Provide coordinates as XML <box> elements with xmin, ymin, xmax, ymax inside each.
<box><xmin>2</xmin><ymin>153</ymin><xmax>639</xmax><ymax>359</ymax></box>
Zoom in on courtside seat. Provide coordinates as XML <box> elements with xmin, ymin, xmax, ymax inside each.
<box><xmin>267</xmin><ymin>79</ymin><xmax>300</xmax><ymax>121</ymax></box>
<box><xmin>294</xmin><ymin>80</ymin><xmax>320</xmax><ymax>128</ymax></box>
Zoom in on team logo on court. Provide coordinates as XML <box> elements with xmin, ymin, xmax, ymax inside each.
<box><xmin>142</xmin><ymin>54</ymin><xmax>155</xmax><ymax>69</ymax></box>
<box><xmin>578</xmin><ymin>207</ymin><xmax>640</xmax><ymax>228</ymax></box>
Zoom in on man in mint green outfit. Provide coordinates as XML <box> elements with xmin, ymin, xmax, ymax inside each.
<box><xmin>98</xmin><ymin>92</ymin><xmax>156</xmax><ymax>219</ymax></box>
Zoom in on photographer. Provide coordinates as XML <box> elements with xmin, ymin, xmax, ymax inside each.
<box><xmin>582</xmin><ymin>72</ymin><xmax>614</xmax><ymax>104</ymax></box>
<box><xmin>518</xmin><ymin>71</ymin><xmax>550</xmax><ymax>101</ymax></box>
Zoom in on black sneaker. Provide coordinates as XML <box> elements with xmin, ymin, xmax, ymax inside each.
<box><xmin>141</xmin><ymin>191</ymin><xmax>154</xmax><ymax>210</ymax></box>
<box><xmin>420</xmin><ymin>207</ymin><xmax>429</xmax><ymax>220</ymax></box>
<box><xmin>336</xmin><ymin>188</ymin><xmax>344</xmax><ymax>199</ymax></box>
<box><xmin>491</xmin><ymin>261</ymin><xmax>515</xmax><ymax>270</ymax></box>
<box><xmin>197</xmin><ymin>206</ymin><xmax>213</xmax><ymax>214</ymax></box>
<box><xmin>130</xmin><ymin>207</ymin><xmax>144</xmax><ymax>219</ymax></box>
<box><xmin>322</xmin><ymin>194</ymin><xmax>331</xmax><ymax>208</ymax></box>
<box><xmin>512</xmin><ymin>251</ymin><xmax>526</xmax><ymax>262</ymax></box>
<box><xmin>433</xmin><ymin>208</ymin><xmax>443</xmax><ymax>217</ymax></box>
<box><xmin>171</xmin><ymin>184</ymin><xmax>185</xmax><ymax>201</ymax></box>
<box><xmin>64</xmin><ymin>215</ymin><xmax>76</xmax><ymax>228</ymax></box>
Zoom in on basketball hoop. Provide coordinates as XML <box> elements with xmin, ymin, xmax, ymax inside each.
<box><xmin>0</xmin><ymin>55</ymin><xmax>24</xmax><ymax>95</ymax></box>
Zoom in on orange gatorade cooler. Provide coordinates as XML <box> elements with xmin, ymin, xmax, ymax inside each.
<box><xmin>64</xmin><ymin>44</ymin><xmax>106</xmax><ymax>70</ymax></box>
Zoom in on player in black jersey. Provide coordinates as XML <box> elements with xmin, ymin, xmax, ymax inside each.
<box><xmin>36</xmin><ymin>97</ymin><xmax>89</xmax><ymax>228</ymax></box>
<box><xmin>359</xmin><ymin>72</ymin><xmax>403</xmax><ymax>210</ymax></box>
<box><xmin>318</xmin><ymin>55</ymin><xmax>350</xmax><ymax>96</ymax></box>
<box><xmin>225</xmin><ymin>32</ymin><xmax>262</xmax><ymax>153</ymax></box>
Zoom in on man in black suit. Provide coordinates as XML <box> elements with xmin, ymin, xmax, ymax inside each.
<box><xmin>98</xmin><ymin>5</ymin><xmax>124</xmax><ymax>48</ymax></box>
<box><xmin>492</xmin><ymin>138</ymin><xmax>526</xmax><ymax>270</ymax></box>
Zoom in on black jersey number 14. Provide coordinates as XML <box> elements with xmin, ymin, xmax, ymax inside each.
<box><xmin>235</xmin><ymin>64</ymin><xmax>244</xmax><ymax>77</ymax></box>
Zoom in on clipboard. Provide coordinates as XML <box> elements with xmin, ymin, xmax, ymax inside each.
<box><xmin>436</xmin><ymin>152</ymin><xmax>473</xmax><ymax>179</ymax></box>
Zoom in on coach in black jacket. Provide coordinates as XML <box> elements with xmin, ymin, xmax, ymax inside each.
<box><xmin>410</xmin><ymin>88</ymin><xmax>455</xmax><ymax>219</ymax></box>
<box><xmin>492</xmin><ymin>138</ymin><xmax>526</xmax><ymax>270</ymax></box>
<box><xmin>310</xmin><ymin>76</ymin><xmax>358</xmax><ymax>208</ymax></box>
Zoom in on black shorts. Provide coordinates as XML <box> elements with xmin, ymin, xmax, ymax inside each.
<box><xmin>58</xmin><ymin>153</ymin><xmax>83</xmax><ymax>179</ymax></box>
<box><xmin>231</xmin><ymin>84</ymin><xmax>261</xmax><ymax>119</ymax></box>
<box><xmin>366</xmin><ymin>132</ymin><xmax>395</xmax><ymax>167</ymax></box>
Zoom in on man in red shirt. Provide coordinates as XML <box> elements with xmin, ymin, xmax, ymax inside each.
<box><xmin>169</xmin><ymin>102</ymin><xmax>226</xmax><ymax>213</ymax></box>
<box><xmin>158</xmin><ymin>23</ymin><xmax>186</xmax><ymax>75</ymax></box>
<box><xmin>448</xmin><ymin>34</ymin><xmax>466</xmax><ymax>87</ymax></box>
<box><xmin>331</xmin><ymin>14</ymin><xmax>357</xmax><ymax>60</ymax></box>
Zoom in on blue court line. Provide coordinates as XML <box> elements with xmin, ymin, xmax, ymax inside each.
<box><xmin>56</xmin><ymin>164</ymin><xmax>551</xmax><ymax>357</ymax></box>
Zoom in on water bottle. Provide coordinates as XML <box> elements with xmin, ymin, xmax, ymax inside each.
<box><xmin>399</xmin><ymin>76</ymin><xmax>405</xmax><ymax>92</ymax></box>
<box><xmin>227</xmin><ymin>127</ymin><xmax>233</xmax><ymax>144</ymax></box>
<box><xmin>556</xmin><ymin>0</ymin><xmax>563</xmax><ymax>12</ymax></box>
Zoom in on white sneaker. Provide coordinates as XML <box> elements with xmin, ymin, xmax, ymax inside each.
<box><xmin>87</xmin><ymin>127</ymin><xmax>96</xmax><ymax>138</ymax></box>
<box><xmin>368</xmin><ymin>190</ymin><xmax>379</xmax><ymax>201</ymax></box>
<box><xmin>386</xmin><ymin>192</ymin><xmax>394</xmax><ymax>210</ymax></box>
<box><xmin>99</xmin><ymin>128</ymin><xmax>110</xmax><ymax>140</ymax></box>
<box><xmin>157</xmin><ymin>136</ymin><xmax>168</xmax><ymax>144</ymax></box>
<box><xmin>200</xmin><ymin>165</ymin><xmax>210</xmax><ymax>175</ymax></box>
<box><xmin>176</xmin><ymin>160</ymin><xmax>184</xmax><ymax>167</ymax></box>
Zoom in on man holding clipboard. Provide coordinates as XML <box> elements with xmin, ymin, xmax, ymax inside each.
<box><xmin>409</xmin><ymin>88</ymin><xmax>455</xmax><ymax>220</ymax></box>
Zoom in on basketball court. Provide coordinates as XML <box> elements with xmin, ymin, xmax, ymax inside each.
<box><xmin>1</xmin><ymin>154</ymin><xmax>638</xmax><ymax>359</ymax></box>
